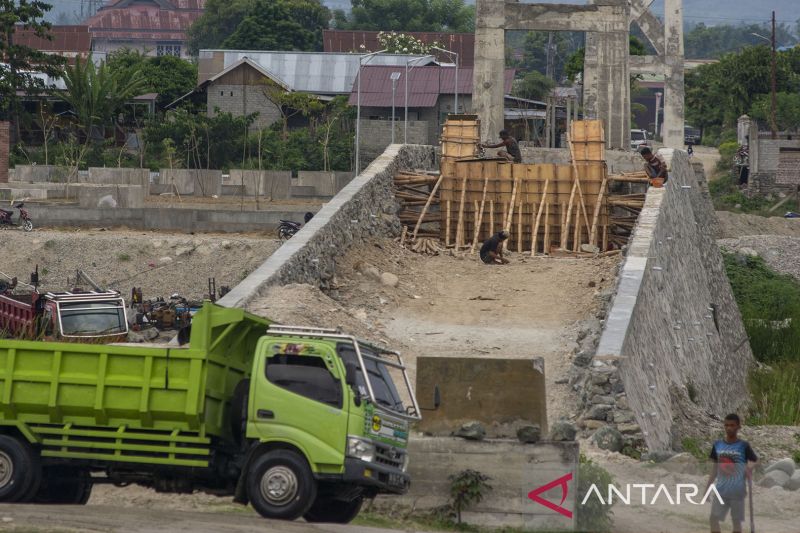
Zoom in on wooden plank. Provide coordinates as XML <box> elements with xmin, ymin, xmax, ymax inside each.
<box><xmin>412</xmin><ymin>174</ymin><xmax>444</xmax><ymax>240</ymax></box>
<box><xmin>455</xmin><ymin>174</ymin><xmax>469</xmax><ymax>248</ymax></box>
<box><xmin>589</xmin><ymin>176</ymin><xmax>608</xmax><ymax>247</ymax></box>
<box><xmin>530</xmin><ymin>178</ymin><xmax>549</xmax><ymax>256</ymax></box>
<box><xmin>470</xmin><ymin>173</ymin><xmax>491</xmax><ymax>254</ymax></box>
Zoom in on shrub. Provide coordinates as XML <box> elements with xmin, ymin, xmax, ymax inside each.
<box><xmin>716</xmin><ymin>140</ymin><xmax>739</xmax><ymax>172</ymax></box>
<box><xmin>749</xmin><ymin>361</ymin><xmax>800</xmax><ymax>425</ymax></box>
<box><xmin>577</xmin><ymin>454</ymin><xmax>615</xmax><ymax>533</ymax></box>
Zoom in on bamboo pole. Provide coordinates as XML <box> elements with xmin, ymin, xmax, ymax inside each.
<box><xmin>530</xmin><ymin>179</ymin><xmax>549</xmax><ymax>256</ymax></box>
<box><xmin>517</xmin><ymin>202</ymin><xmax>523</xmax><ymax>253</ymax></box>
<box><xmin>445</xmin><ymin>200</ymin><xmax>451</xmax><ymax>247</ymax></box>
<box><xmin>544</xmin><ymin>202</ymin><xmax>551</xmax><ymax>255</ymax></box>
<box><xmin>573</xmin><ymin>205</ymin><xmax>580</xmax><ymax>252</ymax></box>
<box><xmin>489</xmin><ymin>201</ymin><xmax>494</xmax><ymax>235</ymax></box>
<box><xmin>567</xmin><ymin>132</ymin><xmax>591</xmax><ymax>235</ymax></box>
<box><xmin>470</xmin><ymin>173</ymin><xmax>490</xmax><ymax>253</ymax></box>
<box><xmin>503</xmin><ymin>177</ymin><xmax>520</xmax><ymax>252</ymax></box>
<box><xmin>455</xmin><ymin>174</ymin><xmax>468</xmax><ymax>248</ymax></box>
<box><xmin>602</xmin><ymin>224</ymin><xmax>608</xmax><ymax>251</ymax></box>
<box><xmin>589</xmin><ymin>176</ymin><xmax>608</xmax><ymax>247</ymax></box>
<box><xmin>561</xmin><ymin>181</ymin><xmax>577</xmax><ymax>247</ymax></box>
<box><xmin>410</xmin><ymin>174</ymin><xmax>444</xmax><ymax>240</ymax></box>
<box><xmin>472</xmin><ymin>200</ymin><xmax>479</xmax><ymax>248</ymax></box>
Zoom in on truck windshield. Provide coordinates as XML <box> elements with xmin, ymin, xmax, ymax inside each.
<box><xmin>631</xmin><ymin>131</ymin><xmax>646</xmax><ymax>141</ymax></box>
<box><xmin>337</xmin><ymin>344</ymin><xmax>404</xmax><ymax>413</ymax></box>
<box><xmin>59</xmin><ymin>301</ymin><xmax>127</xmax><ymax>336</ymax></box>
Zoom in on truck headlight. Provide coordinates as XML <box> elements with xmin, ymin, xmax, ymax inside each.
<box><xmin>347</xmin><ymin>436</ymin><xmax>376</xmax><ymax>463</ymax></box>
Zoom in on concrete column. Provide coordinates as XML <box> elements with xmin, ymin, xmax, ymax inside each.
<box><xmin>737</xmin><ymin>115</ymin><xmax>752</xmax><ymax>147</ymax></box>
<box><xmin>545</xmin><ymin>98</ymin><xmax>551</xmax><ymax>148</ymax></box>
<box><xmin>662</xmin><ymin>0</ymin><xmax>685</xmax><ymax>149</ymax></box>
<box><xmin>473</xmin><ymin>0</ymin><xmax>506</xmax><ymax>141</ymax></box>
<box><xmin>584</xmin><ymin>29</ymin><xmax>631</xmax><ymax>150</ymax></box>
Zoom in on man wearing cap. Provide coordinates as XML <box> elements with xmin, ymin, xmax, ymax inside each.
<box><xmin>482</xmin><ymin>130</ymin><xmax>523</xmax><ymax>163</ymax></box>
<box><xmin>480</xmin><ymin>230</ymin><xmax>511</xmax><ymax>265</ymax></box>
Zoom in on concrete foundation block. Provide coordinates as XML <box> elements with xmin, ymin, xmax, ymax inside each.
<box><xmin>229</xmin><ymin>170</ymin><xmax>292</xmax><ymax>199</ymax></box>
<box><xmin>74</xmin><ymin>184</ymin><xmax>145</xmax><ymax>209</ymax></box>
<box><xmin>86</xmin><ymin>167</ymin><xmax>150</xmax><ymax>192</ymax></box>
<box><xmin>290</xmin><ymin>185</ymin><xmax>317</xmax><ymax>198</ymax></box>
<box><xmin>159</xmin><ymin>169</ymin><xmax>222</xmax><ymax>197</ymax></box>
<box><xmin>297</xmin><ymin>171</ymin><xmax>336</xmax><ymax>196</ymax></box>
<box><xmin>12</xmin><ymin>165</ymin><xmax>70</xmax><ymax>183</ymax></box>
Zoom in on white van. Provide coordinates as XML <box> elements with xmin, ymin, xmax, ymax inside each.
<box><xmin>631</xmin><ymin>129</ymin><xmax>649</xmax><ymax>150</ymax></box>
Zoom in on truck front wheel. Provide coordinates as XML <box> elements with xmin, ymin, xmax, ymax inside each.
<box><xmin>247</xmin><ymin>449</ymin><xmax>317</xmax><ymax>520</ymax></box>
<box><xmin>303</xmin><ymin>495</ymin><xmax>364</xmax><ymax>523</ymax></box>
<box><xmin>0</xmin><ymin>435</ymin><xmax>41</xmax><ymax>502</ymax></box>
<box><xmin>35</xmin><ymin>467</ymin><xmax>92</xmax><ymax>504</ymax></box>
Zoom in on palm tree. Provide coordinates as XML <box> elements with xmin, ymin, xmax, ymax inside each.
<box><xmin>56</xmin><ymin>56</ymin><xmax>147</xmax><ymax>175</ymax></box>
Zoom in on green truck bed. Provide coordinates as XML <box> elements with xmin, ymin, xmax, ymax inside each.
<box><xmin>0</xmin><ymin>303</ymin><xmax>270</xmax><ymax>467</ymax></box>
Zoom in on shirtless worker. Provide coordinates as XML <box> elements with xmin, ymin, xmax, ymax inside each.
<box><xmin>482</xmin><ymin>130</ymin><xmax>523</xmax><ymax>163</ymax></box>
<box><xmin>480</xmin><ymin>230</ymin><xmax>510</xmax><ymax>265</ymax></box>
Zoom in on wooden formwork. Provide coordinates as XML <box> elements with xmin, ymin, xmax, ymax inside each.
<box><xmin>439</xmin><ymin>159</ymin><xmax>609</xmax><ymax>254</ymax></box>
<box><xmin>441</xmin><ymin>114</ymin><xmax>480</xmax><ymax>161</ymax></box>
<box><xmin>570</xmin><ymin>119</ymin><xmax>605</xmax><ymax>163</ymax></box>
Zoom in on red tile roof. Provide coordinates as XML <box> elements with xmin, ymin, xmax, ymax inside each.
<box><xmin>324</xmin><ymin>30</ymin><xmax>476</xmax><ymax>67</ymax></box>
<box><xmin>348</xmin><ymin>65</ymin><xmax>515</xmax><ymax>108</ymax></box>
<box><xmin>88</xmin><ymin>0</ymin><xmax>205</xmax><ymax>42</ymax></box>
<box><xmin>13</xmin><ymin>25</ymin><xmax>91</xmax><ymax>54</ymax></box>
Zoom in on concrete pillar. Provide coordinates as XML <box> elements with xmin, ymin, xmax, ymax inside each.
<box><xmin>584</xmin><ymin>29</ymin><xmax>631</xmax><ymax>150</ymax></box>
<box><xmin>473</xmin><ymin>0</ymin><xmax>506</xmax><ymax>141</ymax></box>
<box><xmin>662</xmin><ymin>0</ymin><xmax>685</xmax><ymax>149</ymax></box>
<box><xmin>0</xmin><ymin>121</ymin><xmax>8</xmax><ymax>183</ymax></box>
<box><xmin>545</xmin><ymin>98</ymin><xmax>551</xmax><ymax>148</ymax></box>
<box><xmin>737</xmin><ymin>115</ymin><xmax>752</xmax><ymax>147</ymax></box>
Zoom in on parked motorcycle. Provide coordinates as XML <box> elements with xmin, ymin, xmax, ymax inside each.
<box><xmin>0</xmin><ymin>202</ymin><xmax>33</xmax><ymax>232</ymax></box>
<box><xmin>278</xmin><ymin>219</ymin><xmax>301</xmax><ymax>240</ymax></box>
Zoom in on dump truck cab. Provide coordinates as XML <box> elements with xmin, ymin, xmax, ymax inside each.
<box><xmin>42</xmin><ymin>290</ymin><xmax>129</xmax><ymax>342</ymax></box>
<box><xmin>240</xmin><ymin>325</ymin><xmax>419</xmax><ymax>522</ymax></box>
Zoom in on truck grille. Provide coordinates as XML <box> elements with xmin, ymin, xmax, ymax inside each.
<box><xmin>374</xmin><ymin>442</ymin><xmax>405</xmax><ymax>470</ymax></box>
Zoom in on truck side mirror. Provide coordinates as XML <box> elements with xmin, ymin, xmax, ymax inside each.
<box><xmin>434</xmin><ymin>385</ymin><xmax>441</xmax><ymax>410</ymax></box>
<box><xmin>345</xmin><ymin>361</ymin><xmax>357</xmax><ymax>387</ymax></box>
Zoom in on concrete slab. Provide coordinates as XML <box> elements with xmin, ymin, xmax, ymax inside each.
<box><xmin>74</xmin><ymin>184</ymin><xmax>145</xmax><ymax>209</ymax></box>
<box><xmin>297</xmin><ymin>171</ymin><xmax>336</xmax><ymax>196</ymax></box>
<box><xmin>229</xmin><ymin>170</ymin><xmax>292</xmax><ymax>199</ymax></box>
<box><xmin>160</xmin><ymin>169</ymin><xmax>222</xmax><ymax>197</ymax></box>
<box><xmin>12</xmin><ymin>165</ymin><xmax>70</xmax><ymax>183</ymax></box>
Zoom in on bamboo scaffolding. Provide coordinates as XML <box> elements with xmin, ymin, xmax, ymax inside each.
<box><xmin>411</xmin><ymin>174</ymin><xmax>444</xmax><ymax>240</ymax></box>
<box><xmin>470</xmin><ymin>173</ymin><xmax>491</xmax><ymax>253</ymax></box>
<box><xmin>589</xmin><ymin>176</ymin><xmax>608</xmax><ymax>247</ymax></box>
<box><xmin>530</xmin><ymin>179</ymin><xmax>549</xmax><ymax>256</ymax></box>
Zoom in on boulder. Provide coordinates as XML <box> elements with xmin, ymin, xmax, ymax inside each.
<box><xmin>549</xmin><ymin>420</ymin><xmax>577</xmax><ymax>442</ymax></box>
<box><xmin>661</xmin><ymin>453</ymin><xmax>700</xmax><ymax>475</ymax></box>
<box><xmin>454</xmin><ymin>421</ymin><xmax>485</xmax><ymax>441</ymax></box>
<box><xmin>516</xmin><ymin>425</ymin><xmax>541</xmax><ymax>444</ymax></box>
<box><xmin>586</xmin><ymin>404</ymin><xmax>613</xmax><ymax>421</ymax></box>
<box><xmin>642</xmin><ymin>451</ymin><xmax>676</xmax><ymax>463</ymax></box>
<box><xmin>759</xmin><ymin>470</ymin><xmax>790</xmax><ymax>489</ymax></box>
<box><xmin>765</xmin><ymin>458</ymin><xmax>796</xmax><ymax>477</ymax></box>
<box><xmin>380</xmin><ymin>272</ymin><xmax>399</xmax><ymax>288</ymax></box>
<box><xmin>785</xmin><ymin>471</ymin><xmax>800</xmax><ymax>491</ymax></box>
<box><xmin>593</xmin><ymin>426</ymin><xmax>623</xmax><ymax>453</ymax></box>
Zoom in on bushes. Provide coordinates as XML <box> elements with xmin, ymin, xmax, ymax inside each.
<box><xmin>716</xmin><ymin>140</ymin><xmax>739</xmax><ymax>171</ymax></box>
<box><xmin>577</xmin><ymin>454</ymin><xmax>615</xmax><ymax>533</ymax></box>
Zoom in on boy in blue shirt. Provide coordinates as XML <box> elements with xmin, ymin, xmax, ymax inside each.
<box><xmin>706</xmin><ymin>413</ymin><xmax>758</xmax><ymax>533</ymax></box>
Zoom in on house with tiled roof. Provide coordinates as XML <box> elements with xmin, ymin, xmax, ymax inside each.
<box><xmin>87</xmin><ymin>0</ymin><xmax>205</xmax><ymax>60</ymax></box>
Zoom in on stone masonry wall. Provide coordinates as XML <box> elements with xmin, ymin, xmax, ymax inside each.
<box><xmin>573</xmin><ymin>150</ymin><xmax>753</xmax><ymax>452</ymax></box>
<box><xmin>0</xmin><ymin>121</ymin><xmax>8</xmax><ymax>183</ymax></box>
<box><xmin>218</xmin><ymin>144</ymin><xmax>436</xmax><ymax>309</ymax></box>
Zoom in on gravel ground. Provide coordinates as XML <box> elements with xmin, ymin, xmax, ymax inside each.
<box><xmin>716</xmin><ymin>211</ymin><xmax>800</xmax><ymax>239</ymax></box>
<box><xmin>718</xmin><ymin>235</ymin><xmax>800</xmax><ymax>281</ymax></box>
<box><xmin>0</xmin><ymin>228</ymin><xmax>280</xmax><ymax>301</ymax></box>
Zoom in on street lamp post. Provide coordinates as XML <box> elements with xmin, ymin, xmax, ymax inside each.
<box><xmin>405</xmin><ymin>55</ymin><xmax>435</xmax><ymax>144</ymax></box>
<box><xmin>431</xmin><ymin>46</ymin><xmax>459</xmax><ymax>115</ymax></box>
<box><xmin>390</xmin><ymin>72</ymin><xmax>401</xmax><ymax>145</ymax></box>
<box><xmin>356</xmin><ymin>49</ymin><xmax>388</xmax><ymax>175</ymax></box>
<box><xmin>654</xmin><ymin>91</ymin><xmax>662</xmax><ymax>141</ymax></box>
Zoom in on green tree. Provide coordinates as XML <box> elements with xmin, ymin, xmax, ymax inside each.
<box><xmin>106</xmin><ymin>50</ymin><xmax>198</xmax><ymax>108</ymax></box>
<box><xmin>750</xmin><ymin>92</ymin><xmax>800</xmax><ymax>133</ymax></box>
<box><xmin>221</xmin><ymin>0</ymin><xmax>330</xmax><ymax>51</ymax></box>
<box><xmin>0</xmin><ymin>1</ymin><xmax>65</xmax><ymax>133</ymax></box>
<box><xmin>512</xmin><ymin>71</ymin><xmax>555</xmax><ymax>101</ymax></box>
<box><xmin>513</xmin><ymin>31</ymin><xmax>583</xmax><ymax>82</ymax></box>
<box><xmin>56</xmin><ymin>57</ymin><xmax>147</xmax><ymax>172</ymax></box>
<box><xmin>335</xmin><ymin>0</ymin><xmax>475</xmax><ymax>33</ymax></box>
<box><xmin>563</xmin><ymin>35</ymin><xmax>645</xmax><ymax>83</ymax></box>
<box><xmin>684</xmin><ymin>22</ymin><xmax>796</xmax><ymax>60</ymax></box>
<box><xmin>260</xmin><ymin>79</ymin><xmax>325</xmax><ymax>140</ymax></box>
<box><xmin>186</xmin><ymin>0</ymin><xmax>253</xmax><ymax>55</ymax></box>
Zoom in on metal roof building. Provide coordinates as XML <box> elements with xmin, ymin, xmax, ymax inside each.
<box><xmin>322</xmin><ymin>30</ymin><xmax>476</xmax><ymax>67</ymax></box>
<box><xmin>348</xmin><ymin>66</ymin><xmax>515</xmax><ymax>107</ymax></box>
<box><xmin>198</xmin><ymin>50</ymin><xmax>433</xmax><ymax>95</ymax></box>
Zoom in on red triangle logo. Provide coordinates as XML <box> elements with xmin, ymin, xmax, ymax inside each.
<box><xmin>527</xmin><ymin>472</ymin><xmax>573</xmax><ymax>519</ymax></box>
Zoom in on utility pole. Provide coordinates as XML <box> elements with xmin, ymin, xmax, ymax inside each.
<box><xmin>770</xmin><ymin>10</ymin><xmax>777</xmax><ymax>140</ymax></box>
<box><xmin>545</xmin><ymin>32</ymin><xmax>555</xmax><ymax>80</ymax></box>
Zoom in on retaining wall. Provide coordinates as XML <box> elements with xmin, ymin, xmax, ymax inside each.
<box><xmin>218</xmin><ymin>144</ymin><xmax>436</xmax><ymax>309</ymax></box>
<box><xmin>159</xmin><ymin>169</ymin><xmax>222</xmax><ymax>197</ymax></box>
<box><xmin>25</xmin><ymin>204</ymin><xmax>317</xmax><ymax>233</ymax></box>
<box><xmin>229</xmin><ymin>170</ymin><xmax>292</xmax><ymax>199</ymax></box>
<box><xmin>12</xmin><ymin>165</ymin><xmax>70</xmax><ymax>183</ymax></box>
<box><xmin>590</xmin><ymin>149</ymin><xmax>753</xmax><ymax>451</ymax></box>
<box><xmin>75</xmin><ymin>184</ymin><xmax>145</xmax><ymax>209</ymax></box>
<box><xmin>86</xmin><ymin>168</ymin><xmax>150</xmax><ymax>191</ymax></box>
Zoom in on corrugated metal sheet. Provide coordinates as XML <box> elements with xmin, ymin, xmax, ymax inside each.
<box><xmin>218</xmin><ymin>51</ymin><xmax>431</xmax><ymax>95</ymax></box>
<box><xmin>347</xmin><ymin>66</ymin><xmax>515</xmax><ymax>108</ymax></box>
<box><xmin>13</xmin><ymin>25</ymin><xmax>91</xmax><ymax>53</ymax></box>
<box><xmin>88</xmin><ymin>0</ymin><xmax>204</xmax><ymax>41</ymax></box>
<box><xmin>323</xmin><ymin>30</ymin><xmax>475</xmax><ymax>67</ymax></box>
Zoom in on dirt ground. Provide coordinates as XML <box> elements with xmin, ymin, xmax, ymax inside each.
<box><xmin>249</xmin><ymin>238</ymin><xmax>620</xmax><ymax>426</ymax></box>
<box><xmin>716</xmin><ymin>210</ymin><xmax>800</xmax><ymax>239</ymax></box>
<box><xmin>0</xmin><ymin>228</ymin><xmax>279</xmax><ymax>301</ymax></box>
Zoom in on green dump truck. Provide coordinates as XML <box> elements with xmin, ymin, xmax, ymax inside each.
<box><xmin>0</xmin><ymin>302</ymin><xmax>421</xmax><ymax>523</ymax></box>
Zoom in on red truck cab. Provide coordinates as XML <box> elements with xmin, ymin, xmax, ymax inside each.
<box><xmin>0</xmin><ymin>289</ymin><xmax>128</xmax><ymax>342</ymax></box>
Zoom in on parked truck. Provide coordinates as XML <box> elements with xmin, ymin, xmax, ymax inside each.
<box><xmin>0</xmin><ymin>270</ymin><xmax>128</xmax><ymax>342</ymax></box>
<box><xmin>0</xmin><ymin>301</ymin><xmax>420</xmax><ymax>523</ymax></box>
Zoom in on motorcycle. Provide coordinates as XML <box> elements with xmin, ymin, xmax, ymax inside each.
<box><xmin>0</xmin><ymin>202</ymin><xmax>33</xmax><ymax>232</ymax></box>
<box><xmin>278</xmin><ymin>219</ymin><xmax>301</xmax><ymax>240</ymax></box>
